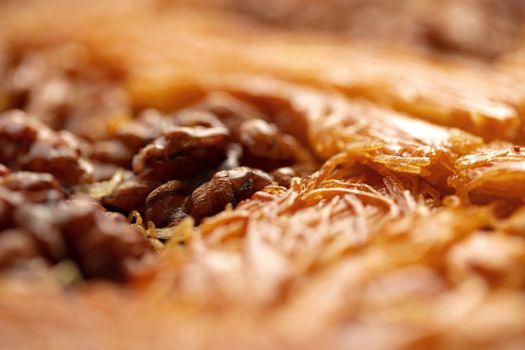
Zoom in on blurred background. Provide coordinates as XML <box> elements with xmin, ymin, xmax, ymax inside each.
<box><xmin>198</xmin><ymin>0</ymin><xmax>525</xmax><ymax>61</ymax></box>
<box><xmin>3</xmin><ymin>0</ymin><xmax>525</xmax><ymax>61</ymax></box>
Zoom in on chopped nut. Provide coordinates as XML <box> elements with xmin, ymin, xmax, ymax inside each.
<box><xmin>103</xmin><ymin>178</ymin><xmax>160</xmax><ymax>213</ymax></box>
<box><xmin>0</xmin><ymin>171</ymin><xmax>65</xmax><ymax>203</ymax></box>
<box><xmin>186</xmin><ymin>167</ymin><xmax>272</xmax><ymax>223</ymax></box>
<box><xmin>0</xmin><ymin>110</ymin><xmax>94</xmax><ymax>185</ymax></box>
<box><xmin>144</xmin><ymin>180</ymin><xmax>187</xmax><ymax>228</ymax></box>
<box><xmin>132</xmin><ymin>126</ymin><xmax>229</xmax><ymax>181</ymax></box>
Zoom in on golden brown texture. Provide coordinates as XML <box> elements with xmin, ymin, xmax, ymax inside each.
<box><xmin>2</xmin><ymin>1</ymin><xmax>525</xmax><ymax>350</ymax></box>
<box><xmin>203</xmin><ymin>0</ymin><xmax>525</xmax><ymax>60</ymax></box>
<box><xmin>88</xmin><ymin>7</ymin><xmax>525</xmax><ymax>142</ymax></box>
<box><xmin>5</xmin><ymin>1</ymin><xmax>525</xmax><ymax>141</ymax></box>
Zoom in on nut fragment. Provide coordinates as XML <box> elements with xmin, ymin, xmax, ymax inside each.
<box><xmin>92</xmin><ymin>140</ymin><xmax>136</xmax><ymax>168</ymax></box>
<box><xmin>186</xmin><ymin>167</ymin><xmax>273</xmax><ymax>223</ymax></box>
<box><xmin>194</xmin><ymin>92</ymin><xmax>267</xmax><ymax>131</ymax></box>
<box><xmin>0</xmin><ymin>110</ymin><xmax>94</xmax><ymax>185</ymax></box>
<box><xmin>270</xmin><ymin>167</ymin><xmax>297</xmax><ymax>188</ymax></box>
<box><xmin>54</xmin><ymin>198</ymin><xmax>155</xmax><ymax>281</ymax></box>
<box><xmin>239</xmin><ymin>119</ymin><xmax>295</xmax><ymax>160</ymax></box>
<box><xmin>103</xmin><ymin>178</ymin><xmax>160</xmax><ymax>213</ymax></box>
<box><xmin>0</xmin><ymin>171</ymin><xmax>65</xmax><ymax>203</ymax></box>
<box><xmin>238</xmin><ymin>119</ymin><xmax>303</xmax><ymax>171</ymax></box>
<box><xmin>132</xmin><ymin>126</ymin><xmax>229</xmax><ymax>181</ymax></box>
<box><xmin>0</xmin><ymin>228</ymin><xmax>42</xmax><ymax>270</ymax></box>
<box><xmin>144</xmin><ymin>180</ymin><xmax>187</xmax><ymax>228</ymax></box>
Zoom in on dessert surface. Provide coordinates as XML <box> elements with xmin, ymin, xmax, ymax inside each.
<box><xmin>2</xmin><ymin>1</ymin><xmax>525</xmax><ymax>349</ymax></box>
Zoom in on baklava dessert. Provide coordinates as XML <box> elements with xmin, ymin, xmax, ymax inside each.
<box><xmin>2</xmin><ymin>1</ymin><xmax>525</xmax><ymax>349</ymax></box>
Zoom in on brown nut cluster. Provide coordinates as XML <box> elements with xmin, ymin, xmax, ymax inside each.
<box><xmin>2</xmin><ymin>49</ymin><xmax>130</xmax><ymax>141</ymax></box>
<box><xmin>0</xmin><ymin>171</ymin><xmax>65</xmax><ymax>203</ymax></box>
<box><xmin>0</xmin><ymin>171</ymin><xmax>154</xmax><ymax>281</ymax></box>
<box><xmin>92</xmin><ymin>110</ymin><xmax>167</xmax><ymax>168</ymax></box>
<box><xmin>0</xmin><ymin>110</ymin><xmax>94</xmax><ymax>185</ymax></box>
<box><xmin>186</xmin><ymin>167</ymin><xmax>273</xmax><ymax>224</ymax></box>
<box><xmin>96</xmin><ymin>95</ymin><xmax>313</xmax><ymax>230</ymax></box>
<box><xmin>54</xmin><ymin>198</ymin><xmax>154</xmax><ymax>281</ymax></box>
<box><xmin>0</xmin><ymin>87</ymin><xmax>311</xmax><ymax>279</ymax></box>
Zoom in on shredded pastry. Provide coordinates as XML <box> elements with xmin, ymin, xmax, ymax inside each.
<box><xmin>1</xmin><ymin>1</ymin><xmax>525</xmax><ymax>349</ymax></box>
